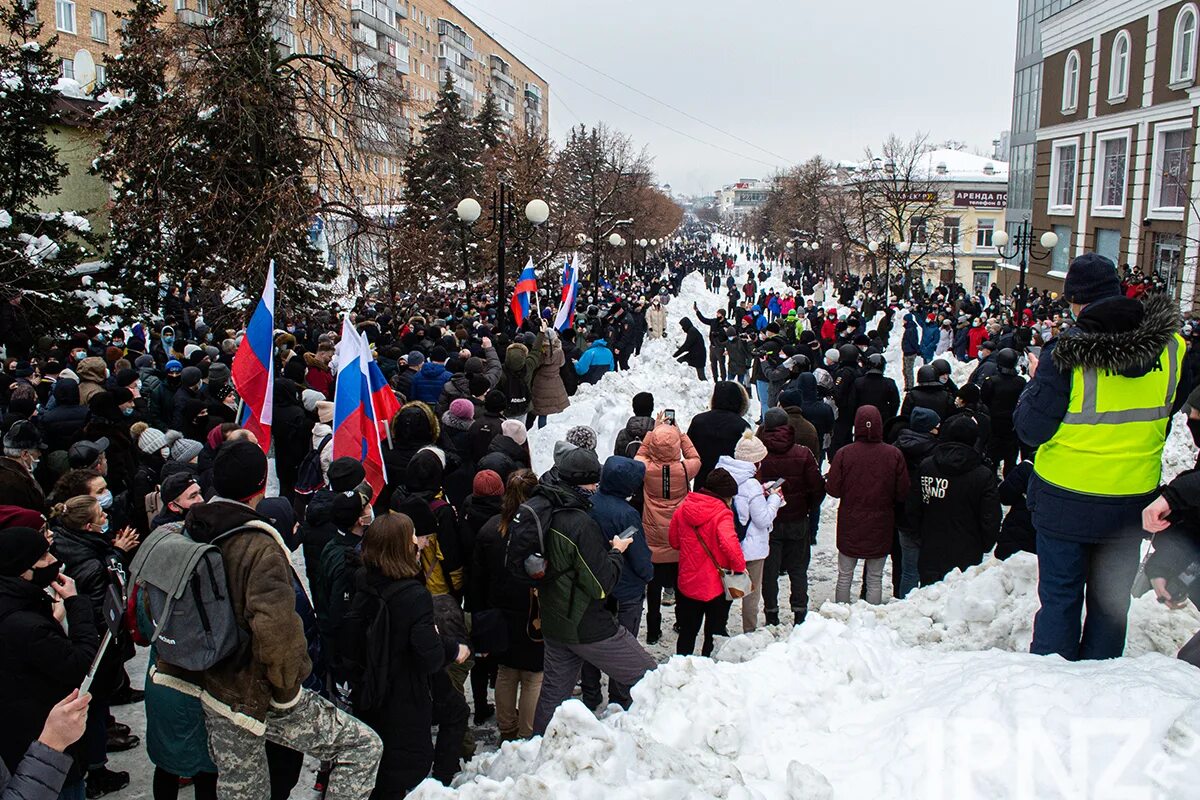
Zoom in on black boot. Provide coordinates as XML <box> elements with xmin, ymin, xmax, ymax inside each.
<box><xmin>764</xmin><ymin>609</ymin><xmax>780</xmax><ymax>626</ymax></box>
<box><xmin>87</xmin><ymin>768</ymin><xmax>130</xmax><ymax>798</ymax></box>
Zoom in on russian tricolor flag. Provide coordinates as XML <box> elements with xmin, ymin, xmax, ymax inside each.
<box><xmin>553</xmin><ymin>260</ymin><xmax>578</xmax><ymax>332</ymax></box>
<box><xmin>332</xmin><ymin>316</ymin><xmax>387</xmax><ymax>501</ymax></box>
<box><xmin>510</xmin><ymin>258</ymin><xmax>538</xmax><ymax>327</ymax></box>
<box><xmin>360</xmin><ymin>331</ymin><xmax>402</xmax><ymax>442</ymax></box>
<box><xmin>231</xmin><ymin>262</ymin><xmax>274</xmax><ymax>455</ymax></box>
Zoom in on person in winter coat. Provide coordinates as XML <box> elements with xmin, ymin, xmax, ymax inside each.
<box><xmin>693</xmin><ymin>305</ymin><xmax>729</xmax><ymax>381</ymax></box>
<box><xmin>906</xmin><ymin>415</ymin><xmax>1000</xmax><ymax>586</ymax></box>
<box><xmin>338</xmin><ymin>513</ymin><xmax>460</xmax><ymax>798</ymax></box>
<box><xmin>756</xmin><ymin>409</ymin><xmax>825</xmax><ymax>623</ymax></box>
<box><xmin>725</xmin><ymin>329</ymin><xmax>752</xmax><ymax>386</ymax></box>
<box><xmin>74</xmin><ymin>358</ymin><xmax>107</xmax><ymax>407</ymax></box>
<box><xmin>774</xmin><ymin>389</ymin><xmax>820</xmax><ymax>461</ymax></box>
<box><xmin>498</xmin><ymin>342</ymin><xmax>537</xmax><ymax>422</ymax></box>
<box><xmin>635</xmin><ymin>418</ymin><xmax>701</xmax><ymax>644</ymax></box>
<box><xmin>296</xmin><ymin>457</ymin><xmax>365</xmax><ymax>590</ymax></box>
<box><xmin>716</xmin><ymin>434</ymin><xmax>782</xmax><ymax>632</ymax></box>
<box><xmin>529</xmin><ymin>330</ymin><xmax>569</xmax><ymax>428</ymax></box>
<box><xmin>848</xmin><ymin>354</ymin><xmax>900</xmax><ymax>423</ymax></box>
<box><xmin>919</xmin><ymin>316</ymin><xmax>940</xmax><ymax>364</ymax></box>
<box><xmin>408</xmin><ymin>348</ymin><xmax>454</xmax><ymax>406</ymax></box>
<box><xmin>272</xmin><ymin>378</ymin><xmax>313</xmax><ymax>501</ymax></box>
<box><xmin>159</xmin><ymin>441</ymin><xmax>382</xmax><ymax>800</ymax></box>
<box><xmin>646</xmin><ymin>298</ymin><xmax>667</xmax><ymax>339</ymax></box>
<box><xmin>530</xmin><ymin>445</ymin><xmax>655</xmax><ymax>736</ymax></box>
<box><xmin>935</xmin><ymin>320</ymin><xmax>953</xmax><ymax>357</ymax></box>
<box><xmin>967</xmin><ymin>318</ymin><xmax>989</xmax><ymax>359</ymax></box>
<box><xmin>314</xmin><ymin>486</ymin><xmax>374</xmax><ymax>679</ymax></box>
<box><xmin>1133</xmin><ymin>467</ymin><xmax>1200</xmax><ymax>665</ymax></box>
<box><xmin>995</xmin><ymin>459</ymin><xmax>1036</xmax><ymax>560</ymax></box>
<box><xmin>440</xmin><ymin>399</ymin><xmax>476</xmax><ymax>469</ymax></box>
<box><xmin>574</xmin><ymin>338</ymin><xmax>615</xmax><ymax>384</ymax></box>
<box><xmin>468</xmin><ymin>390</ymin><xmax>507</xmax><ymax>465</ymax></box>
<box><xmin>436</xmin><ymin>343</ymin><xmax>502</xmax><ymax>417</ymax></box>
<box><xmin>893</xmin><ymin>408</ymin><xmax>941</xmax><ymax>597</ymax></box>
<box><xmin>470</xmin><ymin>470</ymin><xmax>543</xmax><ymax>741</ymax></box>
<box><xmin>826</xmin><ymin>405</ymin><xmax>909</xmax><ymax>604</ymax></box>
<box><xmin>612</xmin><ymin>392</ymin><xmax>655</xmax><ymax>460</ymax></box>
<box><xmin>980</xmin><ymin>348</ymin><xmax>1026</xmax><ymax>476</ymax></box>
<box><xmin>378</xmin><ymin>402</ymin><xmax>448</xmax><ymax>512</ymax></box>
<box><xmin>37</xmin><ymin>379</ymin><xmax>89</xmax><ymax>454</ymax></box>
<box><xmin>673</xmin><ymin>318</ymin><xmax>707</xmax><ymax>380</ymax></box>
<box><xmin>580</xmin><ymin>456</ymin><xmax>652</xmax><ymax>710</ymax></box>
<box><xmin>0</xmin><ymin>689</ymin><xmax>89</xmax><ymax>800</ymax></box>
<box><xmin>669</xmin><ymin>468</ymin><xmax>746</xmax><ymax>656</ymax></box>
<box><xmin>901</xmin><ymin>313</ymin><xmax>921</xmax><ymax>390</ymax></box>
<box><xmin>686</xmin><ymin>381</ymin><xmax>751</xmax><ymax>489</ymax></box>
<box><xmin>0</xmin><ymin>527</ymin><xmax>99</xmax><ymax>800</ymax></box>
<box><xmin>901</xmin><ymin>365</ymin><xmax>956</xmax><ymax>422</ymax></box>
<box><xmin>829</xmin><ymin>344</ymin><xmax>863</xmax><ymax>455</ymax></box>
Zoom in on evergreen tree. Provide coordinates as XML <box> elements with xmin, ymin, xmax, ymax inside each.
<box><xmin>399</xmin><ymin>71</ymin><xmax>481</xmax><ymax>286</ymax></box>
<box><xmin>474</xmin><ymin>84</ymin><xmax>504</xmax><ymax>152</ymax></box>
<box><xmin>0</xmin><ymin>0</ymin><xmax>94</xmax><ymax>330</ymax></box>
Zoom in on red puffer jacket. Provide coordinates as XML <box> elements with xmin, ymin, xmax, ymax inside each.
<box><xmin>669</xmin><ymin>490</ymin><xmax>746</xmax><ymax>602</ymax></box>
<box><xmin>826</xmin><ymin>406</ymin><xmax>909</xmax><ymax>559</ymax></box>
<box><xmin>756</xmin><ymin>424</ymin><xmax>826</xmax><ymax>523</ymax></box>
<box><xmin>636</xmin><ymin>423</ymin><xmax>701</xmax><ymax>564</ymax></box>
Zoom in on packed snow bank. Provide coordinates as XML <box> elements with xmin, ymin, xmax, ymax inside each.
<box><xmin>818</xmin><ymin>553</ymin><xmax>1200</xmax><ymax>657</ymax></box>
<box><xmin>413</xmin><ymin>616</ymin><xmax>1200</xmax><ymax>800</ymax></box>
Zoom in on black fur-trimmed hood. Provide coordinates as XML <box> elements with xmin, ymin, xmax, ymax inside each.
<box><xmin>1052</xmin><ymin>293</ymin><xmax>1179</xmax><ymax>376</ymax></box>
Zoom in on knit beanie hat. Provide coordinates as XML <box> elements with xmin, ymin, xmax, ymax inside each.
<box><xmin>212</xmin><ymin>440</ymin><xmax>268</xmax><ymax>501</ymax></box>
<box><xmin>257</xmin><ymin>497</ymin><xmax>295</xmax><ymax>537</ymax></box>
<box><xmin>472</xmin><ymin>469</ymin><xmax>505</xmax><ymax>497</ymax></box>
<box><xmin>180</xmin><ymin>366</ymin><xmax>202</xmax><ymax>389</ymax></box>
<box><xmin>824</xmin><ymin>348</ymin><xmax>840</xmax><ymax>364</ymax></box>
<box><xmin>316</xmin><ymin>401</ymin><xmax>335</xmax><ymax>424</ymax></box>
<box><xmin>553</xmin><ymin>441</ymin><xmax>601</xmax><ymax>486</ymax></box>
<box><xmin>501</xmin><ymin>419</ymin><xmax>528</xmax><ymax>446</ymax></box>
<box><xmin>328</xmin><ymin>457</ymin><xmax>366</xmax><ymax>492</ymax></box>
<box><xmin>910</xmin><ymin>407</ymin><xmax>941</xmax><ymax>434</ymax></box>
<box><xmin>405</xmin><ymin>449</ymin><xmax>445</xmax><ymax>493</ymax></box>
<box><xmin>0</xmin><ymin>505</ymin><xmax>45</xmax><ymax>531</ymax></box>
<box><xmin>171</xmin><ymin>438</ymin><xmax>204</xmax><ymax>464</ymax></box>
<box><xmin>406</xmin><ymin>350</ymin><xmax>425</xmax><ymax>366</ymax></box>
<box><xmin>779</xmin><ymin>389</ymin><xmax>803</xmax><ymax>408</ymax></box>
<box><xmin>484</xmin><ymin>389</ymin><xmax>508</xmax><ymax>414</ymax></box>
<box><xmin>734</xmin><ymin>430</ymin><xmax>768</xmax><ymax>463</ymax></box>
<box><xmin>632</xmin><ymin>392</ymin><xmax>654</xmax><ymax>417</ymax></box>
<box><xmin>301</xmin><ymin>389</ymin><xmax>324</xmax><ymax>414</ymax></box>
<box><xmin>468</xmin><ymin>374</ymin><xmax>491</xmax><ymax>398</ymax></box>
<box><xmin>763</xmin><ymin>408</ymin><xmax>789</xmax><ymax>430</ymax></box>
<box><xmin>942</xmin><ymin>414</ymin><xmax>980</xmax><ymax>445</ymax></box>
<box><xmin>0</xmin><ymin>527</ymin><xmax>49</xmax><ymax>577</ymax></box>
<box><xmin>207</xmin><ymin>362</ymin><xmax>231</xmax><ymax>385</ymax></box>
<box><xmin>137</xmin><ymin>427</ymin><xmax>169</xmax><ymax>456</ymax></box>
<box><xmin>704</xmin><ymin>468</ymin><xmax>738</xmax><ymax>500</ymax></box>
<box><xmin>957</xmin><ymin>383</ymin><xmax>982</xmax><ymax>405</ymax></box>
<box><xmin>449</xmin><ymin>398</ymin><xmax>475</xmax><ymax>422</ymax></box>
<box><xmin>565</xmin><ymin>425</ymin><xmax>598</xmax><ymax>453</ymax></box>
<box><xmin>1063</xmin><ymin>253</ymin><xmax>1120</xmax><ymax>305</ymax></box>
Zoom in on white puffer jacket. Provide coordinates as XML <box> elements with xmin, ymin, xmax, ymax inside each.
<box><xmin>716</xmin><ymin>455</ymin><xmax>781</xmax><ymax>562</ymax></box>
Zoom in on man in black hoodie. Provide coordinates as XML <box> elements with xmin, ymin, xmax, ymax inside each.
<box><xmin>893</xmin><ymin>407</ymin><xmax>941</xmax><ymax>597</ymax></box>
<box><xmin>673</xmin><ymin>318</ymin><xmax>707</xmax><ymax>380</ymax></box>
<box><xmin>685</xmin><ymin>381</ymin><xmax>750</xmax><ymax>489</ymax></box>
<box><xmin>901</xmin><ymin>365</ymin><xmax>956</xmax><ymax>422</ymax></box>
<box><xmin>980</xmin><ymin>348</ymin><xmax>1026</xmax><ymax>476</ymax></box>
<box><xmin>848</xmin><ymin>354</ymin><xmax>900</xmax><ymax>423</ymax></box>
<box><xmin>906</xmin><ymin>415</ymin><xmax>1000</xmax><ymax>587</ymax></box>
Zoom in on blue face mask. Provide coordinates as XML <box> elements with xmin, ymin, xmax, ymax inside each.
<box><xmin>98</xmin><ymin>489</ymin><xmax>113</xmax><ymax>508</ymax></box>
<box><xmin>122</xmin><ymin>407</ymin><xmax>134</xmax><ymax>417</ymax></box>
<box><xmin>99</xmin><ymin>519</ymin><xmax>110</xmax><ymax>535</ymax></box>
<box><xmin>163</xmin><ymin>337</ymin><xmax>175</xmax><ymax>349</ymax></box>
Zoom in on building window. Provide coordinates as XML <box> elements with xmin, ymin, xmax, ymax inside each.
<box><xmin>976</xmin><ymin>218</ymin><xmax>995</xmax><ymax>249</ymax></box>
<box><xmin>1051</xmin><ymin>225</ymin><xmax>1072</xmax><ymax>274</ymax></box>
<box><xmin>1062</xmin><ymin>49</ymin><xmax>1080</xmax><ymax>112</ymax></box>
<box><xmin>60</xmin><ymin>57</ymin><xmax>74</xmax><ymax>80</ymax></box>
<box><xmin>909</xmin><ymin>217</ymin><xmax>928</xmax><ymax>245</ymax></box>
<box><xmin>1152</xmin><ymin>126</ymin><xmax>1190</xmax><ymax>212</ymax></box>
<box><xmin>1174</xmin><ymin>4</ymin><xmax>1198</xmax><ymax>85</ymax></box>
<box><xmin>1153</xmin><ymin>233</ymin><xmax>1183</xmax><ymax>293</ymax></box>
<box><xmin>1095</xmin><ymin>228</ymin><xmax>1121</xmax><ymax>266</ymax></box>
<box><xmin>94</xmin><ymin>63</ymin><xmax>105</xmax><ymax>87</ymax></box>
<box><xmin>90</xmin><ymin>9</ymin><xmax>106</xmax><ymax>41</ymax></box>
<box><xmin>55</xmin><ymin>0</ymin><xmax>75</xmax><ymax>33</ymax></box>
<box><xmin>943</xmin><ymin>216</ymin><xmax>960</xmax><ymax>245</ymax></box>
<box><xmin>1094</xmin><ymin>133</ymin><xmax>1129</xmax><ymax>211</ymax></box>
<box><xmin>1049</xmin><ymin>139</ymin><xmax>1078</xmax><ymax>212</ymax></box>
<box><xmin>1109</xmin><ymin>30</ymin><xmax>1130</xmax><ymax>101</ymax></box>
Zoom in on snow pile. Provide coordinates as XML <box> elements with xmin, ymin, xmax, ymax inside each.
<box><xmin>414</xmin><ymin>616</ymin><xmax>1200</xmax><ymax>800</ymax></box>
<box><xmin>818</xmin><ymin>553</ymin><xmax>1200</xmax><ymax>657</ymax></box>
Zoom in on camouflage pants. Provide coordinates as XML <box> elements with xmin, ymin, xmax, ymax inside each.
<box><xmin>203</xmin><ymin>690</ymin><xmax>382</xmax><ymax>800</ymax></box>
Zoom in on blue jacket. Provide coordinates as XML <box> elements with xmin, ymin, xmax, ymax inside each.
<box><xmin>919</xmin><ymin>322</ymin><xmax>939</xmax><ymax>362</ymax></box>
<box><xmin>408</xmin><ymin>361</ymin><xmax>453</xmax><ymax>404</ymax></box>
<box><xmin>901</xmin><ymin>315</ymin><xmax>920</xmax><ymax>356</ymax></box>
<box><xmin>953</xmin><ymin>327</ymin><xmax>971</xmax><ymax>361</ymax></box>
<box><xmin>575</xmin><ymin>340</ymin><xmax>615</xmax><ymax>383</ymax></box>
<box><xmin>590</xmin><ymin>456</ymin><xmax>653</xmax><ymax>603</ymax></box>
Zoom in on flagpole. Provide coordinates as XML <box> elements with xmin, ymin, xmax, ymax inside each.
<box><xmin>382</xmin><ymin>417</ymin><xmax>393</xmax><ymax>449</ymax></box>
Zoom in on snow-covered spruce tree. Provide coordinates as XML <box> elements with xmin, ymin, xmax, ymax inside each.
<box><xmin>474</xmin><ymin>84</ymin><xmax>503</xmax><ymax>153</ymax></box>
<box><xmin>0</xmin><ymin>0</ymin><xmax>95</xmax><ymax>330</ymax></box>
<box><xmin>92</xmin><ymin>0</ymin><xmax>197</xmax><ymax>320</ymax></box>
<box><xmin>398</xmin><ymin>71</ymin><xmax>481</xmax><ymax>288</ymax></box>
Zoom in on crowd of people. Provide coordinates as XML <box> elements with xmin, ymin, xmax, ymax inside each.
<box><xmin>1</xmin><ymin>223</ymin><xmax>1199</xmax><ymax>800</ymax></box>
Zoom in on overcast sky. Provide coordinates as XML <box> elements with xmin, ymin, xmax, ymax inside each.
<box><xmin>462</xmin><ymin>0</ymin><xmax>1019</xmax><ymax>196</ymax></box>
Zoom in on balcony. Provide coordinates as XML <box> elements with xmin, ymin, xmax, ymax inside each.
<box><xmin>437</xmin><ymin>18</ymin><xmax>473</xmax><ymax>51</ymax></box>
<box><xmin>490</xmin><ymin>66</ymin><xmax>515</xmax><ymax>90</ymax></box>
<box><xmin>177</xmin><ymin>8</ymin><xmax>210</xmax><ymax>26</ymax></box>
<box><xmin>438</xmin><ymin>56</ymin><xmax>475</xmax><ymax>87</ymax></box>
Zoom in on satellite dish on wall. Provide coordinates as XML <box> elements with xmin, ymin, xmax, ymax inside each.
<box><xmin>74</xmin><ymin>49</ymin><xmax>96</xmax><ymax>90</ymax></box>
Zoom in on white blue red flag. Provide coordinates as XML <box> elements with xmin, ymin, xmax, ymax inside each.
<box><xmin>553</xmin><ymin>260</ymin><xmax>578</xmax><ymax>332</ymax></box>
<box><xmin>360</xmin><ymin>331</ymin><xmax>402</xmax><ymax>440</ymax></box>
<box><xmin>230</xmin><ymin>262</ymin><xmax>274</xmax><ymax>455</ymax></box>
<box><xmin>509</xmin><ymin>258</ymin><xmax>538</xmax><ymax>327</ymax></box>
<box><xmin>332</xmin><ymin>317</ymin><xmax>387</xmax><ymax>502</ymax></box>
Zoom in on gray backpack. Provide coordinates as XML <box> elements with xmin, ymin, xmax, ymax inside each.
<box><xmin>128</xmin><ymin>522</ymin><xmax>245</xmax><ymax>671</ymax></box>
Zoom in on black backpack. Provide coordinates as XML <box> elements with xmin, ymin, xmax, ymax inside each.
<box><xmin>504</xmin><ymin>495</ymin><xmax>568</xmax><ymax>587</ymax></box>
<box><xmin>732</xmin><ymin>498</ymin><xmax>749</xmax><ymax>542</ymax></box>
<box><xmin>294</xmin><ymin>434</ymin><xmax>332</xmax><ymax>496</ymax></box>
<box><xmin>337</xmin><ymin>579</ymin><xmax>406</xmax><ymax>714</ymax></box>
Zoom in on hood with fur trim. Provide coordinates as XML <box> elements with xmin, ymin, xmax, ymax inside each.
<box><xmin>1053</xmin><ymin>294</ymin><xmax>1179</xmax><ymax>378</ymax></box>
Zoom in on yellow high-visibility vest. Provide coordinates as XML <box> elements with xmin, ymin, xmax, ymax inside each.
<box><xmin>1035</xmin><ymin>333</ymin><xmax>1184</xmax><ymax>496</ymax></box>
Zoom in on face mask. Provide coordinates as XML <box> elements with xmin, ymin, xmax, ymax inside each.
<box><xmin>113</xmin><ymin>341</ymin><xmax>124</xmax><ymax>349</ymax></box>
<box><xmin>30</xmin><ymin>561</ymin><xmax>60</xmax><ymax>589</ymax></box>
<box><xmin>98</xmin><ymin>519</ymin><xmax>110</xmax><ymax>535</ymax></box>
<box><xmin>122</xmin><ymin>407</ymin><xmax>134</xmax><ymax>417</ymax></box>
<box><xmin>163</xmin><ymin>337</ymin><xmax>175</xmax><ymax>349</ymax></box>
<box><xmin>98</xmin><ymin>489</ymin><xmax>113</xmax><ymax>509</ymax></box>
<box><xmin>360</xmin><ymin>507</ymin><xmax>375</xmax><ymax>527</ymax></box>
<box><xmin>28</xmin><ymin>459</ymin><xmax>39</xmax><ymax>473</ymax></box>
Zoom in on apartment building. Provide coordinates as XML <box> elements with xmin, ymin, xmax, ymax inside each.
<box><xmin>1026</xmin><ymin>0</ymin><xmax>1200</xmax><ymax>311</ymax></box>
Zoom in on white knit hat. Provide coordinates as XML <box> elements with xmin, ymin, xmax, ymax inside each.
<box><xmin>137</xmin><ymin>427</ymin><xmax>168</xmax><ymax>456</ymax></box>
<box><xmin>733</xmin><ymin>430</ymin><xmax>768</xmax><ymax>464</ymax></box>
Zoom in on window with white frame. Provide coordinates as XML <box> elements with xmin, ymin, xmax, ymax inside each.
<box><xmin>1152</xmin><ymin>126</ymin><xmax>1191</xmax><ymax>211</ymax></box>
<box><xmin>90</xmin><ymin>9</ymin><xmax>105</xmax><ymax>41</ymax></box>
<box><xmin>1174</xmin><ymin>4</ymin><xmax>1198</xmax><ymax>85</ymax></box>
<box><xmin>60</xmin><ymin>57</ymin><xmax>74</xmax><ymax>80</ymax></box>
<box><xmin>94</xmin><ymin>64</ymin><xmax>105</xmax><ymax>87</ymax></box>
<box><xmin>943</xmin><ymin>216</ymin><xmax>960</xmax><ymax>245</ymax></box>
<box><xmin>909</xmin><ymin>217</ymin><xmax>928</xmax><ymax>245</ymax></box>
<box><xmin>976</xmin><ymin>219</ymin><xmax>995</xmax><ymax>249</ymax></box>
<box><xmin>1062</xmin><ymin>49</ymin><xmax>1081</xmax><ymax>112</ymax></box>
<box><xmin>55</xmin><ymin>0</ymin><xmax>75</xmax><ymax>33</ymax></box>
<box><xmin>1109</xmin><ymin>30</ymin><xmax>1130</xmax><ymax>100</ymax></box>
<box><xmin>1049</xmin><ymin>140</ymin><xmax>1078</xmax><ymax>211</ymax></box>
<box><xmin>1094</xmin><ymin>133</ymin><xmax>1129</xmax><ymax>211</ymax></box>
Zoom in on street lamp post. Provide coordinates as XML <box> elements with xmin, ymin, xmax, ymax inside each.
<box><xmin>457</xmin><ymin>186</ymin><xmax>549</xmax><ymax>328</ymax></box>
<box><xmin>993</xmin><ymin>220</ymin><xmax>1059</xmax><ymax>321</ymax></box>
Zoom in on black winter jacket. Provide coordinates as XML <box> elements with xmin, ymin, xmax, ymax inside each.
<box><xmin>685</xmin><ymin>381</ymin><xmax>750</xmax><ymax>489</ymax></box>
<box><xmin>673</xmin><ymin>319</ymin><xmax>706</xmax><ymax>368</ymax></box>
<box><xmin>995</xmin><ymin>461</ymin><xmax>1036</xmax><ymax>560</ymax></box>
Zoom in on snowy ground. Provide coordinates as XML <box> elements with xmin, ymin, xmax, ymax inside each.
<box><xmin>105</xmin><ymin>238</ymin><xmax>1200</xmax><ymax>799</ymax></box>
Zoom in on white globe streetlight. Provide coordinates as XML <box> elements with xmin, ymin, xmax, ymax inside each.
<box><xmin>456</xmin><ymin>197</ymin><xmax>482</xmax><ymax>224</ymax></box>
<box><xmin>896</xmin><ymin>241</ymin><xmax>911</xmax><ymax>254</ymax></box>
<box><xmin>1040</xmin><ymin>231</ymin><xmax>1059</xmax><ymax>249</ymax></box>
<box><xmin>993</xmin><ymin>230</ymin><xmax>1010</xmax><ymax>248</ymax></box>
<box><xmin>868</xmin><ymin>241</ymin><xmax>879</xmax><ymax>252</ymax></box>
<box><xmin>608</xmin><ymin>232</ymin><xmax>622</xmax><ymax>247</ymax></box>
<box><xmin>650</xmin><ymin>238</ymin><xmax>658</xmax><ymax>246</ymax></box>
<box><xmin>524</xmin><ymin>199</ymin><xmax>549</xmax><ymax>226</ymax></box>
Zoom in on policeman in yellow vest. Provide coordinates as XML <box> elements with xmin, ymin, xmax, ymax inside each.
<box><xmin>1015</xmin><ymin>253</ymin><xmax>1186</xmax><ymax>660</ymax></box>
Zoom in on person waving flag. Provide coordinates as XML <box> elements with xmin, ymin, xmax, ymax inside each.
<box><xmin>510</xmin><ymin>258</ymin><xmax>538</xmax><ymax>327</ymax></box>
